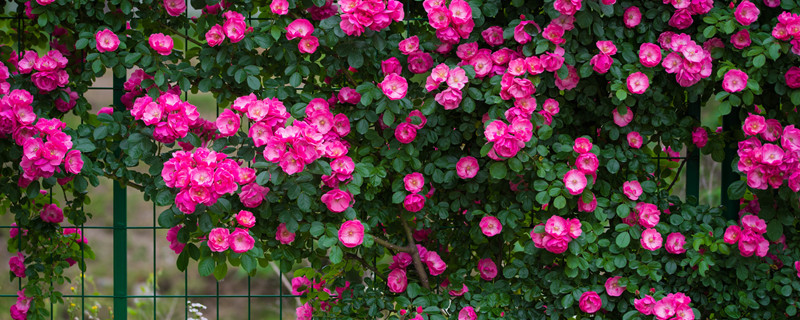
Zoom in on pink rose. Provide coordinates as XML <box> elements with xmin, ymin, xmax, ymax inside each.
<box><xmin>478</xmin><ymin>258</ymin><xmax>497</xmax><ymax>281</ymax></box>
<box><xmin>692</xmin><ymin>127</ymin><xmax>708</xmax><ymax>148</ymax></box>
<box><xmin>427</xmin><ymin>7</ymin><xmax>451</xmax><ymax>30</ymax></box>
<box><xmin>338</xmin><ymin>220</ymin><xmax>365</xmax><ymax>248</ymax></box>
<box><xmin>399</xmin><ymin>36</ymin><xmax>420</xmax><ymax>54</ymax></box>
<box><xmin>435</xmin><ymin>87</ymin><xmax>462</xmax><ymax>110</ymax></box>
<box><xmin>458</xmin><ymin>306</ymin><xmax>477</xmax><ymax>320</ymax></box>
<box><xmin>785</xmin><ymin>67</ymin><xmax>800</xmax><ymax>89</ymax></box>
<box><xmin>479</xmin><ymin>215</ymin><xmax>502</xmax><ymax>237</ymax></box>
<box><xmin>403</xmin><ymin>193</ymin><xmax>426</xmax><ymax>212</ymax></box>
<box><xmin>731</xmin><ymin>29</ymin><xmax>751</xmax><ymax>49</ymax></box>
<box><xmin>577</xmin><ymin>193</ymin><xmax>597</xmax><ymax>212</ymax></box>
<box><xmin>321</xmin><ymin>189</ymin><xmax>353</xmax><ymax>212</ymax></box>
<box><xmin>407</xmin><ymin>51</ymin><xmax>433</xmax><ymax>74</ymax></box>
<box><xmin>216</xmin><ymin>109</ymin><xmax>241</xmax><ymax>137</ymax></box>
<box><xmin>298</xmin><ymin>36</ymin><xmax>319</xmax><ymax>54</ymax></box>
<box><xmin>605</xmin><ymin>276</ymin><xmax>626</xmax><ymax>297</ymax></box>
<box><xmin>148</xmin><ymin>33</ymin><xmax>174</xmax><ymax>55</ymax></box>
<box><xmin>641</xmin><ymin>228</ymin><xmax>663</xmax><ymax>251</ymax></box>
<box><xmin>388</xmin><ymin>269</ymin><xmax>408</xmax><ymax>293</ymax></box>
<box><xmin>270</xmin><ymin>0</ymin><xmax>289</xmax><ymax>15</ymax></box>
<box><xmin>296</xmin><ymin>303</ymin><xmax>313</xmax><ymax>320</ymax></box>
<box><xmin>404</xmin><ymin>172</ymin><xmax>425</xmax><ymax>193</ymax></box>
<box><xmin>424</xmin><ymin>251</ymin><xmax>447</xmax><ymax>275</ymax></box>
<box><xmin>276</xmin><ymin>223</ymin><xmax>296</xmax><ymax>245</ymax></box>
<box><xmin>637</xmin><ymin>203</ymin><xmax>661</xmax><ymax>228</ymax></box>
<box><xmin>653</xmin><ymin>296</ymin><xmax>677</xmax><ymax>319</ymax></box>
<box><xmin>665</xmin><ymin>232</ymin><xmax>687</xmax><ymax>254</ymax></box>
<box><xmin>228</xmin><ymin>228</ymin><xmax>255</xmax><ymax>253</ymax></box>
<box><xmin>722</xmin><ymin>69</ymin><xmax>748</xmax><ymax>93</ymax></box>
<box><xmin>95</xmin><ymin>29</ymin><xmax>120</xmax><ymax>53</ymax></box>
<box><xmin>381</xmin><ymin>57</ymin><xmax>402</xmax><ymax>76</ymax></box>
<box><xmin>639</xmin><ymin>43</ymin><xmax>662</xmax><ymax>68</ymax></box>
<box><xmin>590</xmin><ymin>54</ymin><xmax>613</xmax><ymax>74</ymax></box>
<box><xmin>163</xmin><ymin>0</ymin><xmax>185</xmax><ymax>16</ymax></box>
<box><xmin>568</xmin><ymin>218</ymin><xmax>582</xmax><ymax>239</ymax></box>
<box><xmin>668</xmin><ymin>9</ymin><xmax>694</xmax><ymax>29</ymax></box>
<box><xmin>563</xmin><ymin>169</ymin><xmax>587</xmax><ymax>195</ymax></box>
<box><xmin>627</xmin><ymin>72</ymin><xmax>649</xmax><ymax>94</ymax></box>
<box><xmin>239</xmin><ymin>183</ymin><xmax>269</xmax><ymax>208</ymax></box>
<box><xmin>481</xmin><ymin>26</ymin><xmax>504</xmax><ymax>46</ymax></box>
<box><xmin>206</xmin><ymin>24</ymin><xmax>226</xmax><ymax>47</ymax></box>
<box><xmin>613</xmin><ymin>106</ymin><xmax>634</xmax><ymax>127</ymax></box>
<box><xmin>573</xmin><ymin>137</ymin><xmax>593</xmax><ymax>154</ymax></box>
<box><xmin>734</xmin><ymin>0</ymin><xmax>760</xmax><ymax>26</ymax></box>
<box><xmin>622</xmin><ymin>181</ymin><xmax>644</xmax><ymax>201</ymax></box>
<box><xmin>166</xmin><ymin>225</ymin><xmax>185</xmax><ymax>254</ymax></box>
<box><xmin>286</xmin><ymin>19</ymin><xmax>314</xmax><ymax>40</ymax></box>
<box><xmin>576</xmin><ymin>153</ymin><xmax>599</xmax><ymax>174</ymax></box>
<box><xmin>635</xmin><ymin>295</ymin><xmax>656</xmax><ymax>315</ymax></box>
<box><xmin>337</xmin><ymin>87</ymin><xmax>361</xmax><ymax>105</ymax></box>
<box><xmin>627</xmin><ymin>131</ymin><xmax>643</xmax><ymax>149</ymax></box>
<box><xmin>65</xmin><ymin>149</ymin><xmax>84</xmax><ymax>174</ymax></box>
<box><xmin>395</xmin><ymin>122</ymin><xmax>417</xmax><ymax>144</ymax></box>
<box><xmin>9</xmin><ymin>253</ymin><xmax>25</xmax><ymax>278</ymax></box>
<box><xmin>579</xmin><ymin>291</ymin><xmax>602</xmax><ymax>313</ymax></box>
<box><xmin>207</xmin><ymin>228</ymin><xmax>230</xmax><ymax>252</ymax></box>
<box><xmin>456</xmin><ymin>156</ymin><xmax>479</xmax><ymax>179</ymax></box>
<box><xmin>545</xmin><ymin>215</ymin><xmax>568</xmax><ymax>237</ymax></box>
<box><xmin>742</xmin><ymin>113</ymin><xmax>766</xmax><ymax>136</ymax></box>
<box><xmin>624</xmin><ymin>6</ymin><xmax>641</xmax><ymax>28</ymax></box>
<box><xmin>40</xmin><ymin>204</ymin><xmax>63</xmax><ymax>223</ymax></box>
<box><xmin>554</xmin><ymin>64</ymin><xmax>579</xmax><ymax>91</ymax></box>
<box><xmin>380</xmin><ymin>74</ymin><xmax>408</xmax><ymax>100</ymax></box>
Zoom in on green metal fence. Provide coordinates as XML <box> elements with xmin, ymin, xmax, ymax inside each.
<box><xmin>1</xmin><ymin>1</ymin><xmax>743</xmax><ymax>319</ymax></box>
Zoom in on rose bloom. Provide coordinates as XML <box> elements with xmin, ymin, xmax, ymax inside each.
<box><xmin>665</xmin><ymin>232</ymin><xmax>687</xmax><ymax>254</ymax></box>
<box><xmin>627</xmin><ymin>72</ymin><xmax>649</xmax><ymax>94</ymax></box>
<box><xmin>338</xmin><ymin>220</ymin><xmax>365</xmax><ymax>248</ymax></box>
<box><xmin>613</xmin><ymin>106</ymin><xmax>634</xmax><ymax>127</ymax></box>
<box><xmin>395</xmin><ymin>122</ymin><xmax>417</xmax><ymax>144</ymax></box>
<box><xmin>95</xmin><ymin>29</ymin><xmax>120</xmax><ymax>53</ymax></box>
<box><xmin>731</xmin><ymin>29</ymin><xmax>751</xmax><ymax>49</ymax></box>
<box><xmin>407</xmin><ymin>51</ymin><xmax>433</xmax><ymax>74</ymax></box>
<box><xmin>785</xmin><ymin>67</ymin><xmax>800</xmax><ymax>89</ymax></box>
<box><xmin>479</xmin><ymin>215</ymin><xmax>502</xmax><ymax>237</ymax></box>
<box><xmin>286</xmin><ymin>19</ymin><xmax>314</xmax><ymax>40</ymax></box>
<box><xmin>387</xmin><ymin>269</ymin><xmax>408</xmax><ymax>293</ymax></box>
<box><xmin>577</xmin><ymin>193</ymin><xmax>597</xmax><ymax>212</ymax></box>
<box><xmin>641</xmin><ymin>227</ymin><xmax>663</xmax><ymax>251</ymax></box>
<box><xmin>635</xmin><ymin>295</ymin><xmax>656</xmax><ymax>315</ymax></box>
<box><xmin>563</xmin><ymin>169</ymin><xmax>588</xmax><ymax>195</ymax></box>
<box><xmin>206</xmin><ymin>24</ymin><xmax>226</xmax><ymax>47</ymax></box>
<box><xmin>321</xmin><ymin>189</ymin><xmax>352</xmax><ymax>212</ymax></box>
<box><xmin>435</xmin><ymin>87</ymin><xmax>463</xmax><ymax>110</ymax></box>
<box><xmin>65</xmin><ymin>149</ymin><xmax>84</xmax><ymax>174</ymax></box>
<box><xmin>148</xmin><ymin>33</ymin><xmax>174</xmax><ymax>55</ymax></box>
<box><xmin>207</xmin><ymin>228</ymin><xmax>230</xmax><ymax>252</ymax></box>
<box><xmin>458</xmin><ymin>306</ymin><xmax>477</xmax><ymax>320</ymax></box>
<box><xmin>228</xmin><ymin>228</ymin><xmax>255</xmax><ymax>253</ymax></box>
<box><xmin>456</xmin><ymin>156</ymin><xmax>479</xmax><ymax>179</ymax></box>
<box><xmin>545</xmin><ymin>215</ymin><xmax>568</xmax><ymax>237</ymax></box>
<box><xmin>234</xmin><ymin>210</ymin><xmax>256</xmax><ymax>228</ymax></box>
<box><xmin>216</xmin><ymin>109</ymin><xmax>240</xmax><ymax>137</ymax></box>
<box><xmin>605</xmin><ymin>276</ymin><xmax>626</xmax><ymax>296</ymax></box>
<box><xmin>624</xmin><ymin>6</ymin><xmax>641</xmax><ymax>28</ymax></box>
<box><xmin>734</xmin><ymin>0</ymin><xmax>760</xmax><ymax>26</ymax></box>
<box><xmin>692</xmin><ymin>127</ymin><xmax>708</xmax><ymax>148</ymax></box>
<box><xmin>398</xmin><ymin>36</ymin><xmax>420</xmax><ymax>54</ymax></box>
<box><xmin>425</xmin><ymin>251</ymin><xmax>447</xmax><ymax>275</ymax></box>
<box><xmin>404</xmin><ymin>172</ymin><xmax>425</xmax><ymax>193</ymax></box>
<box><xmin>579</xmin><ymin>291</ymin><xmax>602</xmax><ymax>313</ymax></box>
<box><xmin>276</xmin><ymin>223</ymin><xmax>296</xmax><ymax>244</ymax></box>
<box><xmin>40</xmin><ymin>204</ymin><xmax>63</xmax><ymax>224</ymax></box>
<box><xmin>623</xmin><ymin>180</ymin><xmax>643</xmax><ymax>200</ymax></box>
<box><xmin>723</xmin><ymin>69</ymin><xmax>748</xmax><ymax>93</ymax></box>
<box><xmin>742</xmin><ymin>113</ymin><xmax>766</xmax><ymax>136</ymax></box>
<box><xmin>639</xmin><ymin>43</ymin><xmax>662</xmax><ymax>68</ymax></box>
<box><xmin>270</xmin><ymin>0</ymin><xmax>289</xmax><ymax>15</ymax></box>
<box><xmin>404</xmin><ymin>193</ymin><xmax>426</xmax><ymax>212</ymax></box>
<box><xmin>478</xmin><ymin>258</ymin><xmax>497</xmax><ymax>281</ymax></box>
<box><xmin>627</xmin><ymin>131</ymin><xmax>643</xmax><ymax>149</ymax></box>
<box><xmin>573</xmin><ymin>137</ymin><xmax>593</xmax><ymax>154</ymax></box>
<box><xmin>163</xmin><ymin>0</ymin><xmax>186</xmax><ymax>16</ymax></box>
<box><xmin>482</xmin><ymin>26</ymin><xmax>504</xmax><ymax>46</ymax></box>
<box><xmin>380</xmin><ymin>74</ymin><xmax>408</xmax><ymax>100</ymax></box>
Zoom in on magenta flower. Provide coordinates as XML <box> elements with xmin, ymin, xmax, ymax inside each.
<box><xmin>639</xmin><ymin>43</ymin><xmax>662</xmax><ymax>68</ymax></box>
<box><xmin>228</xmin><ymin>228</ymin><xmax>255</xmax><ymax>253</ymax></box>
<box><xmin>166</xmin><ymin>226</ymin><xmax>184</xmax><ymax>254</ymax></box>
<box><xmin>742</xmin><ymin>113</ymin><xmax>766</xmax><ymax>136</ymax></box>
<box><xmin>457</xmin><ymin>306</ymin><xmax>477</xmax><ymax>320</ymax></box>
<box><xmin>613</xmin><ymin>106</ymin><xmax>634</xmax><ymax>127</ymax></box>
<box><xmin>394</xmin><ymin>122</ymin><xmax>417</xmax><ymax>144</ymax></box>
<box><xmin>404</xmin><ymin>172</ymin><xmax>425</xmax><ymax>193</ymax></box>
<box><xmin>148</xmin><ymin>33</ymin><xmax>173</xmax><ymax>55</ymax></box>
<box><xmin>563</xmin><ymin>169</ymin><xmax>587</xmax><ymax>195</ymax></box>
<box><xmin>731</xmin><ymin>29</ymin><xmax>751</xmax><ymax>49</ymax></box>
<box><xmin>321</xmin><ymin>189</ymin><xmax>353</xmax><ymax>212</ymax></box>
<box><xmin>579</xmin><ymin>291</ymin><xmax>602</xmax><ymax>313</ymax></box>
<box><xmin>635</xmin><ymin>295</ymin><xmax>656</xmax><ymax>315</ymax></box>
<box><xmin>665</xmin><ymin>232</ymin><xmax>687</xmax><ymax>254</ymax></box>
<box><xmin>379</xmin><ymin>74</ymin><xmax>408</xmax><ymax>100</ymax></box>
<box><xmin>95</xmin><ymin>29</ymin><xmax>120</xmax><ymax>53</ymax></box>
<box><xmin>387</xmin><ymin>269</ymin><xmax>408</xmax><ymax>293</ymax></box>
<box><xmin>477</xmin><ymin>258</ymin><xmax>497</xmax><ymax>281</ymax></box>
<box><xmin>239</xmin><ymin>183</ymin><xmax>269</xmax><ymax>208</ymax></box>
<box><xmin>627</xmin><ymin>132</ymin><xmax>643</xmax><ymax>149</ymax></box>
<box><xmin>403</xmin><ymin>193</ymin><xmax>426</xmax><ymax>212</ymax></box>
<box><xmin>9</xmin><ymin>253</ymin><xmax>25</xmax><ymax>278</ymax></box>
<box><xmin>40</xmin><ymin>204</ymin><xmax>63</xmax><ymax>224</ymax></box>
<box><xmin>65</xmin><ymin>150</ymin><xmax>84</xmax><ymax>174</ymax></box>
<box><xmin>435</xmin><ymin>87</ymin><xmax>462</xmax><ymax>110</ymax></box>
<box><xmin>298</xmin><ymin>36</ymin><xmax>319</xmax><ymax>54</ymax></box>
<box><xmin>623</xmin><ymin>180</ymin><xmax>643</xmax><ymax>200</ymax></box>
<box><xmin>692</xmin><ymin>127</ymin><xmax>708</xmax><ymax>148</ymax></box>
<box><xmin>163</xmin><ymin>0</ymin><xmax>185</xmax><ymax>16</ymax></box>
<box><xmin>734</xmin><ymin>0</ymin><xmax>760</xmax><ymax>26</ymax></box>
<box><xmin>270</xmin><ymin>0</ymin><xmax>289</xmax><ymax>15</ymax></box>
<box><xmin>456</xmin><ymin>156</ymin><xmax>479</xmax><ymax>179</ymax></box>
<box><xmin>641</xmin><ymin>228</ymin><xmax>663</xmax><ymax>251</ymax></box>
<box><xmin>627</xmin><ymin>72</ymin><xmax>649</xmax><ymax>94</ymax></box>
<box><xmin>785</xmin><ymin>67</ymin><xmax>800</xmax><ymax>88</ymax></box>
<box><xmin>723</xmin><ymin>69</ymin><xmax>748</xmax><ymax>92</ymax></box>
<box><xmin>286</xmin><ymin>19</ymin><xmax>314</xmax><ymax>40</ymax></box>
<box><xmin>207</xmin><ymin>228</ymin><xmax>230</xmax><ymax>252</ymax></box>
<box><xmin>577</xmin><ymin>193</ymin><xmax>597</xmax><ymax>212</ymax></box>
<box><xmin>206</xmin><ymin>24</ymin><xmax>226</xmax><ymax>47</ymax></box>
<box><xmin>605</xmin><ymin>276</ymin><xmax>626</xmax><ymax>297</ymax></box>
<box><xmin>215</xmin><ymin>109</ymin><xmax>240</xmax><ymax>137</ymax></box>
<box><xmin>338</xmin><ymin>220</ymin><xmax>364</xmax><ymax>248</ymax></box>
<box><xmin>235</xmin><ymin>210</ymin><xmax>255</xmax><ymax>228</ymax></box>
<box><xmin>624</xmin><ymin>6</ymin><xmax>641</xmax><ymax>28</ymax></box>
<box><xmin>424</xmin><ymin>251</ymin><xmax>447</xmax><ymax>275</ymax></box>
<box><xmin>479</xmin><ymin>216</ymin><xmax>502</xmax><ymax>237</ymax></box>
<box><xmin>275</xmin><ymin>223</ymin><xmax>296</xmax><ymax>245</ymax></box>
<box><xmin>398</xmin><ymin>36</ymin><xmax>419</xmax><ymax>54</ymax></box>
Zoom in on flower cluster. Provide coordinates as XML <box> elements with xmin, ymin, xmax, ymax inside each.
<box><xmin>395</xmin><ymin>110</ymin><xmax>427</xmax><ymax>144</ymax></box>
<box><xmin>635</xmin><ymin>292</ymin><xmax>695</xmax><ymax>320</ymax></box>
<box><xmin>16</xmin><ymin>50</ymin><xmax>69</xmax><ymax>92</ymax></box>
<box><xmin>338</xmin><ymin>0</ymin><xmax>404</xmax><ymax>36</ymax></box>
<box><xmin>664</xmin><ymin>0</ymin><xmax>713</xmax><ymax>30</ymax></box>
<box><xmin>737</xmin><ymin>114</ymin><xmax>800</xmax><ymax>191</ymax></box>
<box><xmin>0</xmin><ymin>61</ymin><xmax>8</xmax><ymax>95</ymax></box>
<box><xmin>530</xmin><ymin>215</ymin><xmax>582</xmax><ymax>254</ymax></box>
<box><xmin>423</xmin><ymin>0</ymin><xmax>473</xmax><ymax>50</ymax></box>
<box><xmin>773</xmin><ymin>12</ymin><xmax>800</xmax><ymax>55</ymax></box>
<box><xmin>427</xmin><ymin>64</ymin><xmax>468</xmax><ymax>110</ymax></box>
<box><xmin>416</xmin><ymin>244</ymin><xmax>448</xmax><ymax>276</ymax></box>
<box><xmin>658</xmin><ymin>32</ymin><xmax>712</xmax><ymax>87</ymax></box>
<box><xmin>622</xmin><ymin>202</ymin><xmax>661</xmax><ymax>228</ymax></box>
<box><xmin>206</xmin><ymin>11</ymin><xmax>251</xmax><ymax>46</ymax></box>
<box><xmin>397</xmin><ymin>37</ymin><xmax>434</xmax><ymax>74</ymax></box>
<box><xmin>292</xmin><ymin>277</ymin><xmax>351</xmax><ymax>316</ymax></box>
<box><xmin>10</xmin><ymin>290</ymin><xmax>32</xmax><ymax>320</ymax></box>
<box><xmin>723</xmin><ymin>214</ymin><xmax>769</xmax><ymax>257</ymax></box>
<box><xmin>402</xmin><ymin>172</ymin><xmax>427</xmax><ymax>212</ymax></box>
<box><xmin>0</xmin><ymin>90</ymin><xmax>84</xmax><ymax>186</ymax></box>
<box><xmin>131</xmin><ymin>92</ymin><xmax>204</xmax><ymax>144</ymax></box>
<box><xmin>590</xmin><ymin>41</ymin><xmax>617</xmax><ymax>74</ymax></box>
<box><xmin>286</xmin><ymin>19</ymin><xmax>318</xmax><ymax>54</ymax></box>
<box><xmin>483</xmin><ymin>115</ymin><xmax>533</xmax><ymax>160</ymax></box>
<box><xmin>388</xmin><ymin>252</ymin><xmax>411</xmax><ymax>293</ymax></box>
<box><xmin>207</xmin><ymin>227</ymin><xmax>255</xmax><ymax>253</ymax></box>
<box><xmin>161</xmin><ymin>147</ymin><xmax>264</xmax><ymax>214</ymax></box>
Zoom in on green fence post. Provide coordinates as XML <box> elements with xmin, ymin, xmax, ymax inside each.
<box><xmin>721</xmin><ymin>111</ymin><xmax>740</xmax><ymax>221</ymax></box>
<box><xmin>113</xmin><ymin>75</ymin><xmax>128</xmax><ymax>320</ymax></box>
<box><xmin>686</xmin><ymin>100</ymin><xmax>701</xmax><ymax>201</ymax></box>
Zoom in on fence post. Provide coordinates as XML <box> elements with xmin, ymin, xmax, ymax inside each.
<box><xmin>686</xmin><ymin>100</ymin><xmax>700</xmax><ymax>200</ymax></box>
<box><xmin>112</xmin><ymin>75</ymin><xmax>128</xmax><ymax>320</ymax></box>
<box><xmin>720</xmin><ymin>111</ymin><xmax>741</xmax><ymax>221</ymax></box>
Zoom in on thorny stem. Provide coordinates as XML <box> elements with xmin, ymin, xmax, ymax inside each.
<box><xmin>401</xmin><ymin>218</ymin><xmax>430</xmax><ymax>290</ymax></box>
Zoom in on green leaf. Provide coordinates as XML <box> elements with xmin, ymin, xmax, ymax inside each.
<box><xmin>76</xmin><ymin>38</ymin><xmax>90</xmax><ymax>50</ymax></box>
<box><xmin>247</xmin><ymin>76</ymin><xmax>261</xmax><ymax>90</ymax></box>
<box><xmin>310</xmin><ymin>222</ymin><xmax>325</xmax><ymax>237</ymax></box>
<box><xmin>537</xmin><ymin>125</ymin><xmax>553</xmax><ymax>140</ymax></box>
<box><xmin>407</xmin><ymin>283</ymin><xmax>421</xmax><ymax>299</ymax></box>
<box><xmin>329</xmin><ymin>246</ymin><xmax>343</xmax><ymax>264</ymax></box>
<box><xmin>124</xmin><ymin>52</ymin><xmax>142</xmax><ymax>65</ymax></box>
<box><xmin>297</xmin><ymin>193</ymin><xmax>312</xmax><ymax>212</ymax></box>
<box><xmin>553</xmin><ymin>196</ymin><xmax>566</xmax><ymax>209</ymax></box>
<box><xmin>198</xmin><ymin>257</ymin><xmax>215</xmax><ymax>277</ymax></box>
<box><xmin>606</xmin><ymin>159</ymin><xmax>620</xmax><ymax>174</ymax></box>
<box><xmin>93</xmin><ymin>126</ymin><xmax>109</xmax><ymax>140</ymax></box>
<box><xmin>616</xmin><ymin>232</ymin><xmax>630</xmax><ymax>248</ymax></box>
<box><xmin>289</xmin><ymin>73</ymin><xmax>302</xmax><ymax>87</ymax></box>
<box><xmin>348</xmin><ymin>53</ymin><xmax>364</xmax><ymax>69</ymax></box>
<box><xmin>665</xmin><ymin>260</ymin><xmax>677</xmax><ymax>274</ymax></box>
<box><xmin>241</xmin><ymin>254</ymin><xmax>256</xmax><ymax>274</ymax></box>
<box><xmin>213</xmin><ymin>261</ymin><xmax>228</xmax><ymax>280</ymax></box>
<box><xmin>489</xmin><ymin>162</ymin><xmax>507</xmax><ymax>179</ymax></box>
<box><xmin>752</xmin><ymin>54</ymin><xmax>766</xmax><ymax>68</ymax></box>
<box><xmin>727</xmin><ymin>180</ymin><xmax>746</xmax><ymax>200</ymax></box>
<box><xmin>766</xmin><ymin>220</ymin><xmax>784</xmax><ymax>241</ymax></box>
<box><xmin>74</xmin><ymin>138</ymin><xmax>97</xmax><ymax>152</ymax></box>
<box><xmin>616</xmin><ymin>204</ymin><xmax>630</xmax><ymax>218</ymax></box>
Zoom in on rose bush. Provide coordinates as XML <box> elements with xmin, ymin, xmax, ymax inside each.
<box><xmin>3</xmin><ymin>0</ymin><xmax>800</xmax><ymax>319</ymax></box>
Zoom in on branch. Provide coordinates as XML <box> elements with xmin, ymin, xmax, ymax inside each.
<box><xmin>373</xmin><ymin>236</ymin><xmax>411</xmax><ymax>253</ymax></box>
<box><xmin>343</xmin><ymin>70</ymin><xmax>358</xmax><ymax>88</ymax></box>
<box><xmin>159</xmin><ymin>23</ymin><xmax>204</xmax><ymax>47</ymax></box>
<box><xmin>401</xmin><ymin>219</ymin><xmax>430</xmax><ymax>290</ymax></box>
<box><xmin>344</xmin><ymin>253</ymin><xmax>385</xmax><ymax>281</ymax></box>
<box><xmin>666</xmin><ymin>156</ymin><xmax>688</xmax><ymax>193</ymax></box>
<box><xmin>102</xmin><ymin>173</ymin><xmax>146</xmax><ymax>192</ymax></box>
